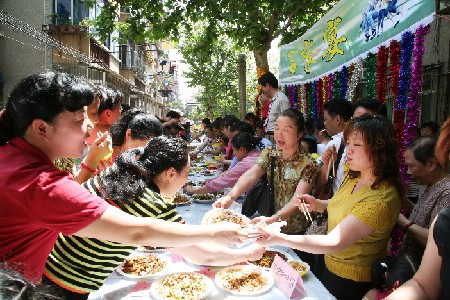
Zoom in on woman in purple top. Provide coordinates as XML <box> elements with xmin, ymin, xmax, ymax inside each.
<box><xmin>184</xmin><ymin>132</ymin><xmax>260</xmax><ymax>195</ymax></box>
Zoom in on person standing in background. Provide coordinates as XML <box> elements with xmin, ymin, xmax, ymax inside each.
<box><xmin>258</xmin><ymin>72</ymin><xmax>291</xmax><ymax>142</ymax></box>
<box><xmin>85</xmin><ymin>88</ymin><xmax>122</xmax><ymax>145</ymax></box>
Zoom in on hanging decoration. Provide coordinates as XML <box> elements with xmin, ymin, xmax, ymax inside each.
<box><xmin>366</xmin><ymin>53</ymin><xmax>377</xmax><ymax>100</ymax></box>
<box><xmin>312</xmin><ymin>81</ymin><xmax>318</xmax><ymax>119</ymax></box>
<box><xmin>297</xmin><ymin>84</ymin><xmax>304</xmax><ymax>114</ymax></box>
<box><xmin>327</xmin><ymin>73</ymin><xmax>334</xmax><ymax>102</ymax></box>
<box><xmin>317</xmin><ymin>78</ymin><xmax>324</xmax><ymax>118</ymax></box>
<box><xmin>304</xmin><ymin>83</ymin><xmax>309</xmax><ymax>118</ymax></box>
<box><xmin>340</xmin><ymin>66</ymin><xmax>349</xmax><ymax>100</ymax></box>
<box><xmin>332</xmin><ymin>72</ymin><xmax>340</xmax><ymax>101</ymax></box>
<box><xmin>390</xmin><ymin>41</ymin><xmax>402</xmax><ymax>100</ymax></box>
<box><xmin>308</xmin><ymin>81</ymin><xmax>314</xmax><ymax>119</ymax></box>
<box><xmin>376</xmin><ymin>46</ymin><xmax>389</xmax><ymax>104</ymax></box>
<box><xmin>405</xmin><ymin>25</ymin><xmax>430</xmax><ymax>150</ymax></box>
<box><xmin>293</xmin><ymin>84</ymin><xmax>299</xmax><ymax>110</ymax></box>
<box><xmin>346</xmin><ymin>58</ymin><xmax>363</xmax><ymax>101</ymax></box>
<box><xmin>287</xmin><ymin>85</ymin><xmax>295</xmax><ymax>109</ymax></box>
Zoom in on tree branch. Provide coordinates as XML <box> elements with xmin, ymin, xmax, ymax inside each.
<box><xmin>273</xmin><ymin>6</ymin><xmax>324</xmax><ymax>39</ymax></box>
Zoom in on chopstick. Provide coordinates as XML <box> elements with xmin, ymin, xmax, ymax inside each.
<box><xmin>300</xmin><ymin>200</ymin><xmax>313</xmax><ymax>222</ymax></box>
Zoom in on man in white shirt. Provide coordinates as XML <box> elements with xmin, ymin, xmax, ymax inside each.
<box><xmin>316</xmin><ymin>99</ymin><xmax>354</xmax><ymax>194</ymax></box>
<box><xmin>258</xmin><ymin>72</ymin><xmax>291</xmax><ymax>142</ymax></box>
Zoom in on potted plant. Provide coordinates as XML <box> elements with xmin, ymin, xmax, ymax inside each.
<box><xmin>47</xmin><ymin>13</ymin><xmax>60</xmax><ymax>33</ymax></box>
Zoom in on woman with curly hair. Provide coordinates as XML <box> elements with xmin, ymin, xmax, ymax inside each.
<box><xmin>257</xmin><ymin>115</ymin><xmax>402</xmax><ymax>300</ymax></box>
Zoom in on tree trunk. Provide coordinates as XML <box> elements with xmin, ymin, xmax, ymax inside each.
<box><xmin>254</xmin><ymin>49</ymin><xmax>269</xmax><ymax>70</ymax></box>
<box><xmin>253</xmin><ymin>49</ymin><xmax>270</xmax><ymax>116</ymax></box>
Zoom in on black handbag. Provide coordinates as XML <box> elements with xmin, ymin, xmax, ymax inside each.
<box><xmin>242</xmin><ymin>155</ymin><xmax>276</xmax><ymax>218</ymax></box>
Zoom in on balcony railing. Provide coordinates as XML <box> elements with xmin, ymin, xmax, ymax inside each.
<box><xmin>115</xmin><ymin>44</ymin><xmax>147</xmax><ymax>80</ymax></box>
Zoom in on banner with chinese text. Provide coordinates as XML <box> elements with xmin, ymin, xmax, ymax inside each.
<box><xmin>279</xmin><ymin>0</ymin><xmax>435</xmax><ymax>85</ymax></box>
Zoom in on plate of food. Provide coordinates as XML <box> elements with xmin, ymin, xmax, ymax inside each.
<box><xmin>171</xmin><ymin>194</ymin><xmax>192</xmax><ymax>206</ymax></box>
<box><xmin>215</xmin><ymin>265</ymin><xmax>274</xmax><ymax>296</ymax></box>
<box><xmin>247</xmin><ymin>248</ymin><xmax>294</xmax><ymax>270</ymax></box>
<box><xmin>116</xmin><ymin>254</ymin><xmax>171</xmax><ymax>278</ymax></box>
<box><xmin>200</xmin><ymin>170</ymin><xmax>215</xmax><ymax>176</ymax></box>
<box><xmin>201</xmin><ymin>209</ymin><xmax>250</xmax><ymax>228</ymax></box>
<box><xmin>150</xmin><ymin>272</ymin><xmax>213</xmax><ymax>300</ymax></box>
<box><xmin>191</xmin><ymin>193</ymin><xmax>216</xmax><ymax>204</ymax></box>
<box><xmin>288</xmin><ymin>260</ymin><xmax>310</xmax><ymax>277</ymax></box>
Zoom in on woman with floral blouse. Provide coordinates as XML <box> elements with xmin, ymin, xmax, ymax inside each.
<box><xmin>214</xmin><ymin>108</ymin><xmax>319</xmax><ymax>235</ymax></box>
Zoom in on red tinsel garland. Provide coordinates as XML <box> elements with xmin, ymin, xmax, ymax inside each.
<box><xmin>376</xmin><ymin>46</ymin><xmax>389</xmax><ymax>104</ymax></box>
<box><xmin>390</xmin><ymin>41</ymin><xmax>401</xmax><ymax>100</ymax></box>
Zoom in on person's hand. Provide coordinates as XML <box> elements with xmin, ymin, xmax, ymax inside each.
<box><xmin>250</xmin><ymin>216</ymin><xmax>278</xmax><ymax>225</ymax></box>
<box><xmin>183</xmin><ymin>185</ymin><xmax>195</xmax><ymax>195</ymax></box>
<box><xmin>255</xmin><ymin>222</ymin><xmax>285</xmax><ymax>247</ymax></box>
<box><xmin>209</xmin><ymin>222</ymin><xmax>248</xmax><ymax>245</ymax></box>
<box><xmin>294</xmin><ymin>194</ymin><xmax>320</xmax><ymax>212</ymax></box>
<box><xmin>213</xmin><ymin>195</ymin><xmax>233</xmax><ymax>209</ymax></box>
<box><xmin>322</xmin><ymin>145</ymin><xmax>337</xmax><ymax>168</ymax></box>
<box><xmin>397</xmin><ymin>213</ymin><xmax>409</xmax><ymax>228</ymax></box>
<box><xmin>96</xmin><ymin>158</ymin><xmax>111</xmax><ymax>173</ymax></box>
<box><xmin>236</xmin><ymin>245</ymin><xmax>266</xmax><ymax>262</ymax></box>
<box><xmin>85</xmin><ymin>132</ymin><xmax>112</xmax><ymax>169</ymax></box>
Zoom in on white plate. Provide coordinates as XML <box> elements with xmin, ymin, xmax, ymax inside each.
<box><xmin>215</xmin><ymin>265</ymin><xmax>274</xmax><ymax>296</ymax></box>
<box><xmin>150</xmin><ymin>272</ymin><xmax>213</xmax><ymax>300</ymax></box>
<box><xmin>116</xmin><ymin>254</ymin><xmax>171</xmax><ymax>279</ymax></box>
<box><xmin>201</xmin><ymin>208</ymin><xmax>250</xmax><ymax>228</ymax></box>
<box><xmin>247</xmin><ymin>247</ymin><xmax>294</xmax><ymax>270</ymax></box>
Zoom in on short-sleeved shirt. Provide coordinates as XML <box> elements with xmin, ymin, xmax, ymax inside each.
<box><xmin>434</xmin><ymin>206</ymin><xmax>450</xmax><ymax>299</ymax></box>
<box><xmin>44</xmin><ymin>171</ymin><xmax>183</xmax><ymax>293</ymax></box>
<box><xmin>325</xmin><ymin>176</ymin><xmax>401</xmax><ymax>282</ymax></box>
<box><xmin>264</xmin><ymin>91</ymin><xmax>291</xmax><ymax>132</ymax></box>
<box><xmin>206</xmin><ymin>149</ymin><xmax>260</xmax><ymax>193</ymax></box>
<box><xmin>255</xmin><ymin>146</ymin><xmax>319</xmax><ymax>234</ymax></box>
<box><xmin>404</xmin><ymin>176</ymin><xmax>450</xmax><ymax>260</ymax></box>
<box><xmin>0</xmin><ymin>138</ymin><xmax>109</xmax><ymax>282</ymax></box>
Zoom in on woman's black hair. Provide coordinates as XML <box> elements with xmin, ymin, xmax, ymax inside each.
<box><xmin>245</xmin><ymin>112</ymin><xmax>260</xmax><ymax>124</ymax></box>
<box><xmin>0</xmin><ymin>263</ymin><xmax>61</xmax><ymax>299</ymax></box>
<box><xmin>0</xmin><ymin>72</ymin><xmax>94</xmax><ymax>144</ymax></box>
<box><xmin>221</xmin><ymin>115</ymin><xmax>239</xmax><ymax>128</ymax></box>
<box><xmin>212</xmin><ymin>119</ymin><xmax>222</xmax><ymax>130</ymax></box>
<box><xmin>255</xmin><ymin>121</ymin><xmax>264</xmax><ymax>130</ymax></box>
<box><xmin>406</xmin><ymin>137</ymin><xmax>438</xmax><ymax>165</ymax></box>
<box><xmin>230</xmin><ymin>121</ymin><xmax>255</xmax><ymax>135</ymax></box>
<box><xmin>371</xmin><ymin>254</ymin><xmax>420</xmax><ymax>291</ymax></box>
<box><xmin>301</xmin><ymin>137</ymin><xmax>318</xmax><ymax>154</ymax></box>
<box><xmin>231</xmin><ymin>132</ymin><xmax>258</xmax><ymax>152</ymax></box>
<box><xmin>278</xmin><ymin>108</ymin><xmax>305</xmax><ymax>133</ymax></box>
<box><xmin>97</xmin><ymin>88</ymin><xmax>123</xmax><ymax>116</ymax></box>
<box><xmin>110</xmin><ymin>108</ymin><xmax>163</xmax><ymax>147</ymax></box>
<box><xmin>101</xmin><ymin>136</ymin><xmax>189</xmax><ymax>202</ymax></box>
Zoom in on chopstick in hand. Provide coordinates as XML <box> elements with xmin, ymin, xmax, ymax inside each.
<box><xmin>300</xmin><ymin>200</ymin><xmax>313</xmax><ymax>222</ymax></box>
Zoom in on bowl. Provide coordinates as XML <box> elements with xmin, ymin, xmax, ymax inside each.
<box><xmin>287</xmin><ymin>260</ymin><xmax>310</xmax><ymax>277</ymax></box>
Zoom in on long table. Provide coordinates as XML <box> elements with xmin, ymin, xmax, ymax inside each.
<box><xmin>88</xmin><ymin>159</ymin><xmax>336</xmax><ymax>299</ymax></box>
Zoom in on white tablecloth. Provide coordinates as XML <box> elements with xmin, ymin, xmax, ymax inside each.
<box><xmin>88</xmin><ymin>160</ymin><xmax>336</xmax><ymax>300</ymax></box>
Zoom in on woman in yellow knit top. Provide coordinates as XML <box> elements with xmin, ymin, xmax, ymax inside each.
<box><xmin>257</xmin><ymin>115</ymin><xmax>402</xmax><ymax>300</ymax></box>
